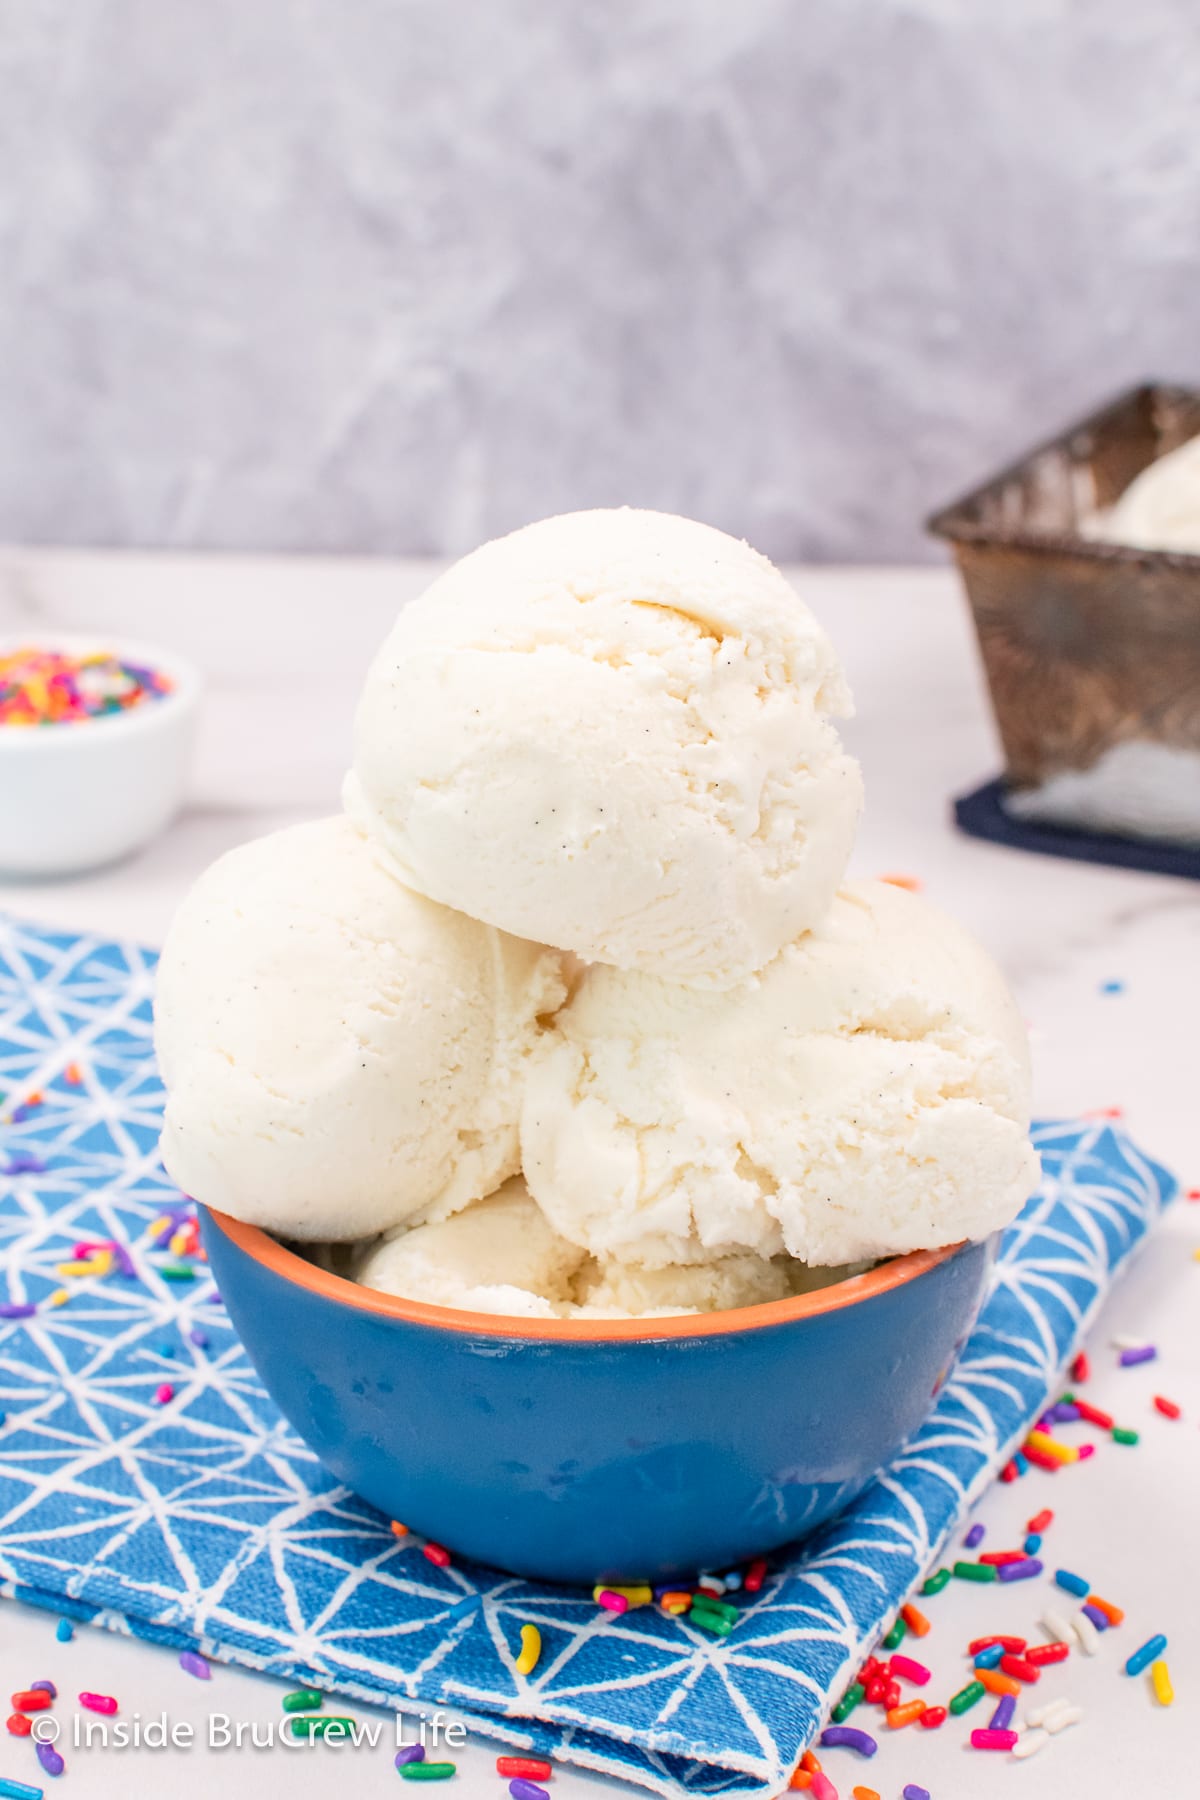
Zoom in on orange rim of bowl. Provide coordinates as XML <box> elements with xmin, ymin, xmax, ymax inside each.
<box><xmin>206</xmin><ymin>1208</ymin><xmax>967</xmax><ymax>1343</ymax></box>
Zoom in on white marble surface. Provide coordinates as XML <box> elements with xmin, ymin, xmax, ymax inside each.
<box><xmin>1</xmin><ymin>548</ymin><xmax>1198</xmax><ymax>1799</ymax></box>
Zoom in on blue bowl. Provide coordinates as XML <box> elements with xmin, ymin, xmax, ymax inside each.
<box><xmin>201</xmin><ymin>1209</ymin><xmax>994</xmax><ymax>1585</ymax></box>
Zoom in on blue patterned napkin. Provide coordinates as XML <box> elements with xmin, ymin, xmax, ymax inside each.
<box><xmin>0</xmin><ymin>914</ymin><xmax>1176</xmax><ymax>1798</ymax></box>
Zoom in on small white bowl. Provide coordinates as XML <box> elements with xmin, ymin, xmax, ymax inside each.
<box><xmin>0</xmin><ymin>634</ymin><xmax>201</xmax><ymax>877</ymax></box>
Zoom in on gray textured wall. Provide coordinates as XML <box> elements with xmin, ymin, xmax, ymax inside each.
<box><xmin>1</xmin><ymin>0</ymin><xmax>1197</xmax><ymax>562</ymax></box>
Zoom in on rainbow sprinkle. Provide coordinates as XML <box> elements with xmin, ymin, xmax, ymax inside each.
<box><xmin>514</xmin><ymin>1624</ymin><xmax>541</xmax><ymax>1675</ymax></box>
<box><xmin>0</xmin><ymin>646</ymin><xmax>172</xmax><ymax>726</ymax></box>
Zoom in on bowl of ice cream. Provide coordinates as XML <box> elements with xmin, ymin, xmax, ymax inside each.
<box><xmin>157</xmin><ymin>508</ymin><xmax>1038</xmax><ymax>1586</ymax></box>
<box><xmin>0</xmin><ymin>635</ymin><xmax>201</xmax><ymax>876</ymax></box>
<box><xmin>201</xmin><ymin>1203</ymin><xmax>997</xmax><ymax>1584</ymax></box>
<box><xmin>171</xmin><ymin>836</ymin><xmax>1028</xmax><ymax>1584</ymax></box>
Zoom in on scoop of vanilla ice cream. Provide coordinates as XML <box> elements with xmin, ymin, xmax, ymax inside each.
<box><xmin>355</xmin><ymin>1183</ymin><xmax>844</xmax><ymax>1319</ymax></box>
<box><xmin>572</xmin><ymin>1254</ymin><xmax>872</xmax><ymax>1317</ymax></box>
<box><xmin>1099</xmin><ymin>434</ymin><xmax>1200</xmax><ymax>553</ymax></box>
<box><xmin>345</xmin><ymin>508</ymin><xmax>863</xmax><ymax>990</ymax></box>
<box><xmin>572</xmin><ymin>1252</ymin><xmax>874</xmax><ymax>1324</ymax></box>
<box><xmin>572</xmin><ymin>1252</ymin><xmax>793</xmax><ymax>1318</ymax></box>
<box><xmin>356</xmin><ymin>1178</ymin><xmax>588</xmax><ymax>1318</ymax></box>
<box><xmin>155</xmin><ymin>817</ymin><xmax>566</xmax><ymax>1241</ymax></box>
<box><xmin>521</xmin><ymin>879</ymin><xmax>1037</xmax><ymax>1268</ymax></box>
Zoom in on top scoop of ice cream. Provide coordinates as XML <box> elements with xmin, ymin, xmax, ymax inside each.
<box><xmin>521</xmin><ymin>879</ymin><xmax>1038</xmax><ymax>1269</ymax></box>
<box><xmin>345</xmin><ymin>508</ymin><xmax>863</xmax><ymax>989</ymax></box>
<box><xmin>155</xmin><ymin>816</ymin><xmax>566</xmax><ymax>1241</ymax></box>
<box><xmin>1100</xmin><ymin>434</ymin><xmax>1200</xmax><ymax>554</ymax></box>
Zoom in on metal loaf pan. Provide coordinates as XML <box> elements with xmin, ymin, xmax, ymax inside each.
<box><xmin>928</xmin><ymin>383</ymin><xmax>1200</xmax><ymax>799</ymax></box>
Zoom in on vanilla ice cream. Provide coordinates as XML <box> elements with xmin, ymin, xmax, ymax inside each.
<box><xmin>571</xmin><ymin>1252</ymin><xmax>833</xmax><ymax>1318</ymax></box>
<box><xmin>354</xmin><ymin>1180</ymin><xmax>846</xmax><ymax>1319</ymax></box>
<box><xmin>1098</xmin><ymin>434</ymin><xmax>1200</xmax><ymax>553</ymax></box>
<box><xmin>345</xmin><ymin>508</ymin><xmax>863</xmax><ymax>990</ymax></box>
<box><xmin>155</xmin><ymin>817</ymin><xmax>566</xmax><ymax>1240</ymax></box>
<box><xmin>355</xmin><ymin>1178</ymin><xmax>589</xmax><ymax>1318</ymax></box>
<box><xmin>522</xmin><ymin>879</ymin><xmax>1037</xmax><ymax>1269</ymax></box>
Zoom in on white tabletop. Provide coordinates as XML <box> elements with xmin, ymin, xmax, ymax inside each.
<box><xmin>0</xmin><ymin>548</ymin><xmax>1196</xmax><ymax>1799</ymax></box>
